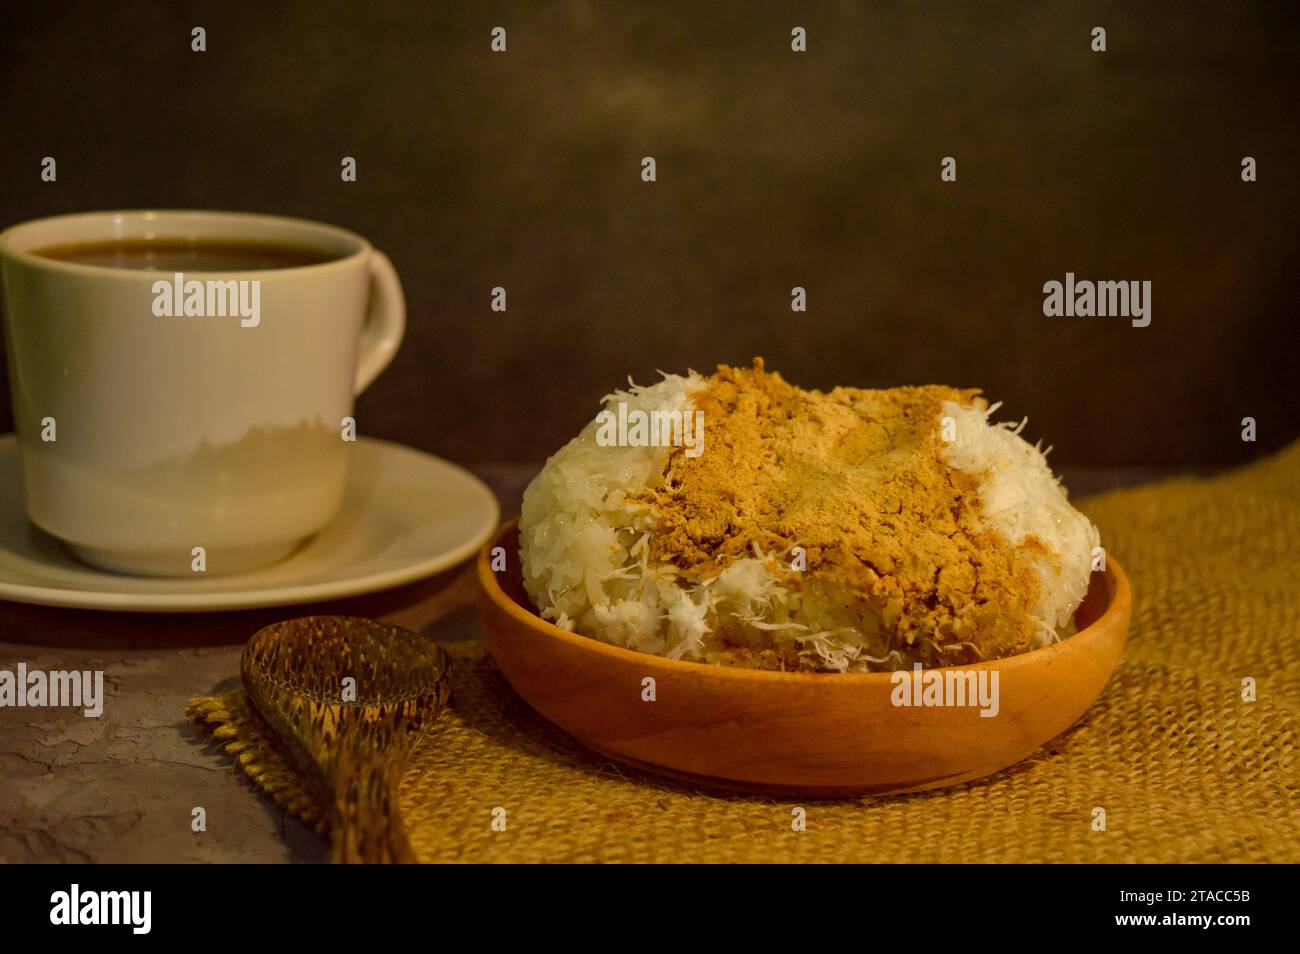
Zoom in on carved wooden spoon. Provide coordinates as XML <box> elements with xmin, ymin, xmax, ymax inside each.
<box><xmin>241</xmin><ymin>616</ymin><xmax>452</xmax><ymax>863</ymax></box>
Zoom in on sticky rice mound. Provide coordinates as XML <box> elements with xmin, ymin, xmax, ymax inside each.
<box><xmin>519</xmin><ymin>360</ymin><xmax>1100</xmax><ymax>672</ymax></box>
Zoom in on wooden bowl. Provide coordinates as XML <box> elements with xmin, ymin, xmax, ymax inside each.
<box><xmin>476</xmin><ymin>520</ymin><xmax>1130</xmax><ymax>797</ymax></box>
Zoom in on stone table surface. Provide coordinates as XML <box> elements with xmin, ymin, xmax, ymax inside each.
<box><xmin>0</xmin><ymin>464</ymin><xmax>1175</xmax><ymax>863</ymax></box>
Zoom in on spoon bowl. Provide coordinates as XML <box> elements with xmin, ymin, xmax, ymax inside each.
<box><xmin>241</xmin><ymin>615</ymin><xmax>452</xmax><ymax>862</ymax></box>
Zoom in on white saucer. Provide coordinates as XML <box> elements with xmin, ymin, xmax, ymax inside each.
<box><xmin>0</xmin><ymin>434</ymin><xmax>499</xmax><ymax>612</ymax></box>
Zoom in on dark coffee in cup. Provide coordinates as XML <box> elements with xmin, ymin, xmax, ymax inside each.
<box><xmin>33</xmin><ymin>238</ymin><xmax>338</xmax><ymax>272</ymax></box>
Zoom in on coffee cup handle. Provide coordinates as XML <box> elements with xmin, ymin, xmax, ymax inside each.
<box><xmin>354</xmin><ymin>249</ymin><xmax>405</xmax><ymax>395</ymax></box>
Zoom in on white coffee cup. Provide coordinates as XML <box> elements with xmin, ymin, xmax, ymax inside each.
<box><xmin>0</xmin><ymin>210</ymin><xmax>405</xmax><ymax>576</ymax></box>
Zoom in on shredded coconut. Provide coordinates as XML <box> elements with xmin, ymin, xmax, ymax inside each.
<box><xmin>519</xmin><ymin>361</ymin><xmax>1100</xmax><ymax>672</ymax></box>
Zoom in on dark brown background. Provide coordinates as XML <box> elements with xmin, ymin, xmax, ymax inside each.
<box><xmin>2</xmin><ymin>0</ymin><xmax>1297</xmax><ymax>467</ymax></box>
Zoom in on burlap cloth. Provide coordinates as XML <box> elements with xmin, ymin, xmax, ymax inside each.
<box><xmin>188</xmin><ymin>442</ymin><xmax>1300</xmax><ymax>862</ymax></box>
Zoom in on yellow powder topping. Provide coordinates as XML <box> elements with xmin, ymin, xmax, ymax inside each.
<box><xmin>637</xmin><ymin>359</ymin><xmax>1046</xmax><ymax>664</ymax></box>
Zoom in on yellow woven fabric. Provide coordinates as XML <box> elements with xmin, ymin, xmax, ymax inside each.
<box><xmin>188</xmin><ymin>442</ymin><xmax>1300</xmax><ymax>862</ymax></box>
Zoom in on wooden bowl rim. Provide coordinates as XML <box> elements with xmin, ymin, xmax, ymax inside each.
<box><xmin>478</xmin><ymin>517</ymin><xmax>1130</xmax><ymax>684</ymax></box>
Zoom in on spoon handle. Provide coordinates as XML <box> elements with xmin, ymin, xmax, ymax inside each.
<box><xmin>328</xmin><ymin>739</ymin><xmax>417</xmax><ymax>864</ymax></box>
